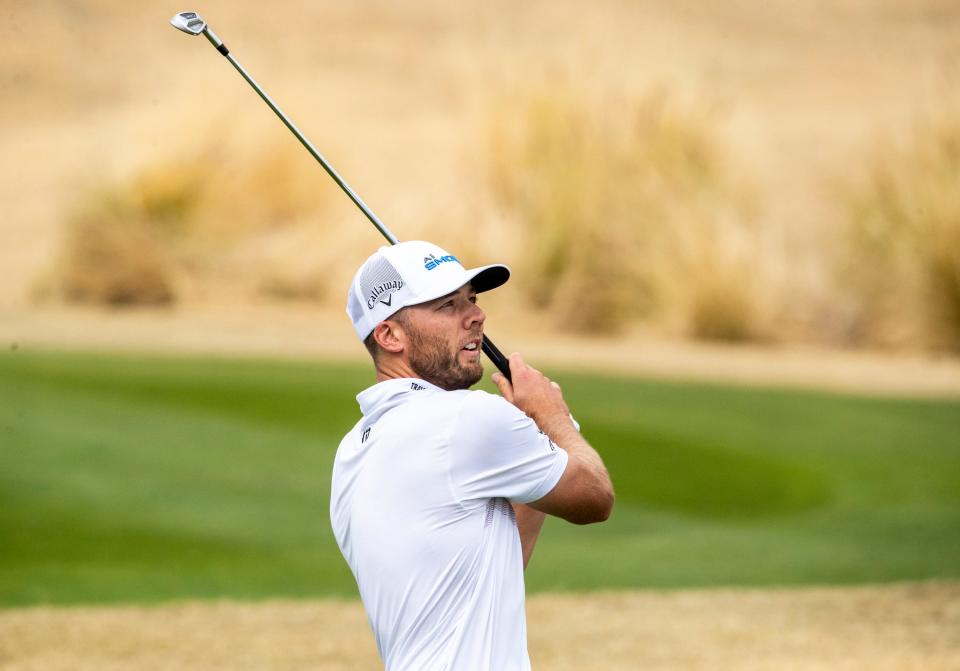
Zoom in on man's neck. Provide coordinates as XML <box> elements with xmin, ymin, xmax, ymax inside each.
<box><xmin>375</xmin><ymin>356</ymin><xmax>419</xmax><ymax>384</ymax></box>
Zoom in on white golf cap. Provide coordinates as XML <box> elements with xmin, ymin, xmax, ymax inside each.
<box><xmin>346</xmin><ymin>240</ymin><xmax>510</xmax><ymax>341</ymax></box>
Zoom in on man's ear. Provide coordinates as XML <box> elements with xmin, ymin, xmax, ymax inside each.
<box><xmin>373</xmin><ymin>319</ymin><xmax>405</xmax><ymax>354</ymax></box>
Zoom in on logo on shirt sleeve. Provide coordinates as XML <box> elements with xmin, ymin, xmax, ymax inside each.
<box><xmin>538</xmin><ymin>429</ymin><xmax>557</xmax><ymax>451</ymax></box>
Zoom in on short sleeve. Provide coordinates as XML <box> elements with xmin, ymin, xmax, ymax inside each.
<box><xmin>448</xmin><ymin>391</ymin><xmax>569</xmax><ymax>505</ymax></box>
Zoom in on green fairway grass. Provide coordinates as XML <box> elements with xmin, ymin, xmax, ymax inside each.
<box><xmin>1</xmin><ymin>348</ymin><xmax>958</xmax><ymax>606</ymax></box>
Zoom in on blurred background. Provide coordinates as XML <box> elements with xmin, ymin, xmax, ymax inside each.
<box><xmin>1</xmin><ymin>1</ymin><xmax>959</xmax><ymax>669</ymax></box>
<box><xmin>3</xmin><ymin>0</ymin><xmax>960</xmax><ymax>355</ymax></box>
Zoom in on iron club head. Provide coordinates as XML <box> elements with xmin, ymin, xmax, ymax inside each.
<box><xmin>170</xmin><ymin>11</ymin><xmax>206</xmax><ymax>35</ymax></box>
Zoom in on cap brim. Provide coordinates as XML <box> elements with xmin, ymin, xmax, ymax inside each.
<box><xmin>405</xmin><ymin>263</ymin><xmax>510</xmax><ymax>308</ymax></box>
<box><xmin>468</xmin><ymin>264</ymin><xmax>510</xmax><ymax>293</ymax></box>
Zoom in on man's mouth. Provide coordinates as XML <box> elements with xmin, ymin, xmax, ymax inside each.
<box><xmin>461</xmin><ymin>338</ymin><xmax>481</xmax><ymax>354</ymax></box>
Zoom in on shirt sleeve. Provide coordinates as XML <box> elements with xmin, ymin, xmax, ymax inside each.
<box><xmin>448</xmin><ymin>390</ymin><xmax>569</xmax><ymax>505</ymax></box>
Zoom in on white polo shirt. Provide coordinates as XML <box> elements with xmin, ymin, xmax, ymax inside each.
<box><xmin>330</xmin><ymin>378</ymin><xmax>569</xmax><ymax>671</ymax></box>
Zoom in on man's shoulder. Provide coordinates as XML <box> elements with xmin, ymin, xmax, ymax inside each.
<box><xmin>436</xmin><ymin>387</ymin><xmax>512</xmax><ymax>410</ymax></box>
<box><xmin>348</xmin><ymin>382</ymin><xmax>524</xmax><ymax>436</ymax></box>
<box><xmin>410</xmin><ymin>386</ymin><xmax>512</xmax><ymax>410</ymax></box>
<box><xmin>341</xmin><ymin>416</ymin><xmax>366</xmax><ymax>439</ymax></box>
<box><xmin>393</xmin><ymin>387</ymin><xmax>527</xmax><ymax>436</ymax></box>
<box><xmin>334</xmin><ymin>417</ymin><xmax>367</xmax><ymax>455</ymax></box>
<box><xmin>450</xmin><ymin>388</ymin><xmax>529</xmax><ymax>432</ymax></box>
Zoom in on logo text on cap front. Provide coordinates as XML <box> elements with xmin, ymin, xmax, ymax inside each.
<box><xmin>424</xmin><ymin>253</ymin><xmax>459</xmax><ymax>271</ymax></box>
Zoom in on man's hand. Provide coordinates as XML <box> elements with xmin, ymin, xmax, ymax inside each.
<box><xmin>492</xmin><ymin>352</ymin><xmax>614</xmax><ymax>526</ymax></box>
<box><xmin>492</xmin><ymin>353</ymin><xmax>573</xmax><ymax>438</ymax></box>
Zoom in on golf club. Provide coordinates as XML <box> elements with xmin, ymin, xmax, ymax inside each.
<box><xmin>170</xmin><ymin>11</ymin><xmax>512</xmax><ymax>381</ymax></box>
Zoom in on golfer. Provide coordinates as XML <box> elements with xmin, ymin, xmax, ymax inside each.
<box><xmin>331</xmin><ymin>240</ymin><xmax>614</xmax><ymax>670</ymax></box>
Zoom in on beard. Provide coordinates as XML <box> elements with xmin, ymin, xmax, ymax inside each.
<box><xmin>407</xmin><ymin>326</ymin><xmax>483</xmax><ymax>391</ymax></box>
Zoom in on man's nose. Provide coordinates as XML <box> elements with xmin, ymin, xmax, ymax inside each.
<box><xmin>464</xmin><ymin>302</ymin><xmax>485</xmax><ymax>328</ymax></box>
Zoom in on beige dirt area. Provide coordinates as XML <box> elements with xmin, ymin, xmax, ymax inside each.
<box><xmin>1</xmin><ymin>582</ymin><xmax>958</xmax><ymax>671</ymax></box>
<box><xmin>4</xmin><ymin>304</ymin><xmax>960</xmax><ymax>399</ymax></box>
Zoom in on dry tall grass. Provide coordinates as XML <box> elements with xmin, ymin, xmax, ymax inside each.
<box><xmin>47</xmin><ymin>192</ymin><xmax>176</xmax><ymax>307</ymax></box>
<box><xmin>839</xmin><ymin>115</ymin><xmax>960</xmax><ymax>351</ymax></box>
<box><xmin>43</xmin><ymin>131</ymin><xmax>331</xmax><ymax>306</ymax></box>
<box><xmin>488</xmin><ymin>88</ymin><xmax>765</xmax><ymax>340</ymax></box>
<box><xmin>6</xmin><ymin>0</ymin><xmax>960</xmax><ymax>356</ymax></box>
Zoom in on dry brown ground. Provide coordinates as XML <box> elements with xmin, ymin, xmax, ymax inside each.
<box><xmin>1</xmin><ymin>583</ymin><xmax>958</xmax><ymax>670</ymax></box>
<box><xmin>3</xmin><ymin>303</ymin><xmax>960</xmax><ymax>399</ymax></box>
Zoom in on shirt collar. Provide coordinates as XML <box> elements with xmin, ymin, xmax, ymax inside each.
<box><xmin>356</xmin><ymin>377</ymin><xmax>443</xmax><ymax>420</ymax></box>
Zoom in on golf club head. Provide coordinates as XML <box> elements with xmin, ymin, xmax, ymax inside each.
<box><xmin>170</xmin><ymin>11</ymin><xmax>206</xmax><ymax>35</ymax></box>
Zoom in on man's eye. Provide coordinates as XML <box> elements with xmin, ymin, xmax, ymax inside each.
<box><xmin>439</xmin><ymin>301</ymin><xmax>454</xmax><ymax>309</ymax></box>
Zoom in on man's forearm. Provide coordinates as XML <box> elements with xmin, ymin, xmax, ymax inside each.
<box><xmin>513</xmin><ymin>502</ymin><xmax>546</xmax><ymax>569</ymax></box>
<box><xmin>532</xmin><ymin>413</ymin><xmax>614</xmax><ymax>523</ymax></box>
<box><xmin>539</xmin><ymin>414</ymin><xmax>610</xmax><ymax>489</ymax></box>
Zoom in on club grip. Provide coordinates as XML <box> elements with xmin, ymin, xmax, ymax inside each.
<box><xmin>481</xmin><ymin>335</ymin><xmax>512</xmax><ymax>382</ymax></box>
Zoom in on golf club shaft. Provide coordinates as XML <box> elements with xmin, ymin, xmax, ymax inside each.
<box><xmin>199</xmin><ymin>27</ymin><xmax>512</xmax><ymax>381</ymax></box>
<box><xmin>202</xmin><ymin>28</ymin><xmax>396</xmax><ymax>245</ymax></box>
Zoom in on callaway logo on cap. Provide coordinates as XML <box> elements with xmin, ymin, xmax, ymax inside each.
<box><xmin>346</xmin><ymin>241</ymin><xmax>510</xmax><ymax>341</ymax></box>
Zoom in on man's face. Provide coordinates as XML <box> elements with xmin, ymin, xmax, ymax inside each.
<box><xmin>399</xmin><ymin>283</ymin><xmax>485</xmax><ymax>391</ymax></box>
